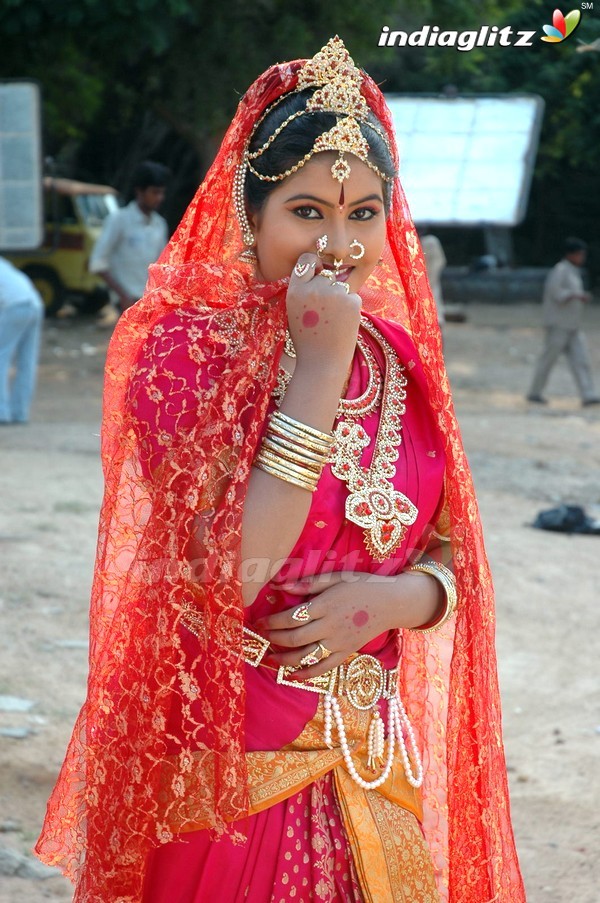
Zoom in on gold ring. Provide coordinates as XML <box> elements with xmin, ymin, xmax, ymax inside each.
<box><xmin>316</xmin><ymin>235</ymin><xmax>328</xmax><ymax>258</ymax></box>
<box><xmin>299</xmin><ymin>642</ymin><xmax>331</xmax><ymax>667</ymax></box>
<box><xmin>291</xmin><ymin>603</ymin><xmax>312</xmax><ymax>623</ymax></box>
<box><xmin>293</xmin><ymin>261</ymin><xmax>314</xmax><ymax>278</ymax></box>
<box><xmin>316</xmin><ymin>642</ymin><xmax>332</xmax><ymax>661</ymax></box>
<box><xmin>318</xmin><ymin>269</ymin><xmax>335</xmax><ymax>282</ymax></box>
<box><xmin>332</xmin><ymin>281</ymin><xmax>350</xmax><ymax>294</ymax></box>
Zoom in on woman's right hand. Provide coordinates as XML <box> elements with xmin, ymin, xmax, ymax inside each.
<box><xmin>286</xmin><ymin>253</ymin><xmax>362</xmax><ymax>372</ymax></box>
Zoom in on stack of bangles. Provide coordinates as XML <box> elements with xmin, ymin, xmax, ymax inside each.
<box><xmin>254</xmin><ymin>410</ymin><xmax>334</xmax><ymax>492</ymax></box>
<box><xmin>407</xmin><ymin>560</ymin><xmax>457</xmax><ymax>632</ymax></box>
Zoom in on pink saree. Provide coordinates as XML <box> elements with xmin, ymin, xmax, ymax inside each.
<box><xmin>140</xmin><ymin>311</ymin><xmax>446</xmax><ymax>901</ymax></box>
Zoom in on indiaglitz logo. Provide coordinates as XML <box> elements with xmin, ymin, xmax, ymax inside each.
<box><xmin>541</xmin><ymin>8</ymin><xmax>582</xmax><ymax>42</ymax></box>
<box><xmin>377</xmin><ymin>7</ymin><xmax>590</xmax><ymax>52</ymax></box>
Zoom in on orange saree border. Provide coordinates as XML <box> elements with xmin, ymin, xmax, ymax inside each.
<box><xmin>160</xmin><ymin>697</ymin><xmax>438</xmax><ymax>901</ymax></box>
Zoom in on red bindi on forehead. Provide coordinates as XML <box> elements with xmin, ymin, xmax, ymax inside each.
<box><xmin>338</xmin><ymin>183</ymin><xmax>345</xmax><ymax>209</ymax></box>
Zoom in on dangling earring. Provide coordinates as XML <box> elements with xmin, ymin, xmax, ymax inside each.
<box><xmin>234</xmin><ymin>155</ymin><xmax>257</xmax><ymax>262</ymax></box>
<box><xmin>349</xmin><ymin>240</ymin><xmax>365</xmax><ymax>260</ymax></box>
<box><xmin>316</xmin><ymin>235</ymin><xmax>328</xmax><ymax>258</ymax></box>
<box><xmin>239</xmin><ymin>247</ymin><xmax>258</xmax><ymax>262</ymax></box>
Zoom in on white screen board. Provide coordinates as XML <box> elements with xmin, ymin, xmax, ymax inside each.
<box><xmin>0</xmin><ymin>81</ymin><xmax>43</xmax><ymax>250</ymax></box>
<box><xmin>385</xmin><ymin>94</ymin><xmax>544</xmax><ymax>226</ymax></box>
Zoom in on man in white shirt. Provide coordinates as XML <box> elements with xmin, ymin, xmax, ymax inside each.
<box><xmin>90</xmin><ymin>161</ymin><xmax>169</xmax><ymax>324</ymax></box>
<box><xmin>527</xmin><ymin>237</ymin><xmax>599</xmax><ymax>406</ymax></box>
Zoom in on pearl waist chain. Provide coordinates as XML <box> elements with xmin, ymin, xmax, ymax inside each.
<box><xmin>242</xmin><ymin>626</ymin><xmax>423</xmax><ymax>791</ymax></box>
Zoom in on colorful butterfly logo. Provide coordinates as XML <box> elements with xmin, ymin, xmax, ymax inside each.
<box><xmin>541</xmin><ymin>8</ymin><xmax>582</xmax><ymax>42</ymax></box>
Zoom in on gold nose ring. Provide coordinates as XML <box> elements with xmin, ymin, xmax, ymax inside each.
<box><xmin>349</xmin><ymin>240</ymin><xmax>365</xmax><ymax>260</ymax></box>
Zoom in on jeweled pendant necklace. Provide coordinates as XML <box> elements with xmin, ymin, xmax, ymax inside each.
<box><xmin>330</xmin><ymin>319</ymin><xmax>418</xmax><ymax>561</ymax></box>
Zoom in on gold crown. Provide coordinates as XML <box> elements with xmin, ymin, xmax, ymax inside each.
<box><xmin>306</xmin><ymin>76</ymin><xmax>370</xmax><ymax>120</ymax></box>
<box><xmin>297</xmin><ymin>35</ymin><xmax>362</xmax><ymax>91</ymax></box>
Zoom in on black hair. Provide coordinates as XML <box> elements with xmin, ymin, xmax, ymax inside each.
<box><xmin>564</xmin><ymin>236</ymin><xmax>588</xmax><ymax>255</ymax></box>
<box><xmin>132</xmin><ymin>160</ymin><xmax>170</xmax><ymax>190</ymax></box>
<box><xmin>245</xmin><ymin>88</ymin><xmax>396</xmax><ymax>215</ymax></box>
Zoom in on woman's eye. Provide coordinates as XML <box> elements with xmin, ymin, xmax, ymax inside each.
<box><xmin>350</xmin><ymin>207</ymin><xmax>378</xmax><ymax>221</ymax></box>
<box><xmin>292</xmin><ymin>206</ymin><xmax>322</xmax><ymax>219</ymax></box>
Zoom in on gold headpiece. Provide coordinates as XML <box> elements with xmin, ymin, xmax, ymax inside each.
<box><xmin>234</xmin><ymin>36</ymin><xmax>394</xmax><ymax>251</ymax></box>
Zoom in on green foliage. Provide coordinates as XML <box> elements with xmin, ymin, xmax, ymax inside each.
<box><xmin>0</xmin><ymin>0</ymin><xmax>395</xmax><ymax>145</ymax></box>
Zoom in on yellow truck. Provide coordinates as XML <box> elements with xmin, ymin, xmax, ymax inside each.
<box><xmin>6</xmin><ymin>177</ymin><xmax>119</xmax><ymax>315</ymax></box>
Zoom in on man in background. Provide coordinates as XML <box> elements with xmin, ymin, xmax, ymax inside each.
<box><xmin>527</xmin><ymin>237</ymin><xmax>599</xmax><ymax>406</ymax></box>
<box><xmin>91</xmin><ymin>161</ymin><xmax>169</xmax><ymax>326</ymax></box>
<box><xmin>0</xmin><ymin>257</ymin><xmax>44</xmax><ymax>424</ymax></box>
<box><xmin>420</xmin><ymin>230</ymin><xmax>447</xmax><ymax>329</ymax></box>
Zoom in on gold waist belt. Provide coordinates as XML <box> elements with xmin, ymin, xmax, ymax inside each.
<box><xmin>243</xmin><ymin>625</ymin><xmax>398</xmax><ymax>711</ymax></box>
<box><xmin>243</xmin><ymin>625</ymin><xmax>422</xmax><ymax>790</ymax></box>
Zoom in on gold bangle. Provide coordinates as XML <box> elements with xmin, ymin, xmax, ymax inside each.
<box><xmin>265</xmin><ymin>431</ymin><xmax>329</xmax><ymax>464</ymax></box>
<box><xmin>255</xmin><ymin>447</ymin><xmax>321</xmax><ymax>483</ymax></box>
<box><xmin>254</xmin><ymin>454</ymin><xmax>318</xmax><ymax>489</ymax></box>
<box><xmin>272</xmin><ymin>411</ymin><xmax>334</xmax><ymax>446</ymax></box>
<box><xmin>407</xmin><ymin>561</ymin><xmax>457</xmax><ymax>633</ymax></box>
<box><xmin>269</xmin><ymin>419</ymin><xmax>334</xmax><ymax>456</ymax></box>
<box><xmin>253</xmin><ymin>458</ymin><xmax>318</xmax><ymax>493</ymax></box>
<box><xmin>262</xmin><ymin>433</ymin><xmax>328</xmax><ymax>468</ymax></box>
<box><xmin>261</xmin><ymin>437</ymin><xmax>325</xmax><ymax>473</ymax></box>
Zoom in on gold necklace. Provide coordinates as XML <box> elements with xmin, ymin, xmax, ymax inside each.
<box><xmin>330</xmin><ymin>319</ymin><xmax>417</xmax><ymax>561</ymax></box>
<box><xmin>276</xmin><ymin>322</ymin><xmax>382</xmax><ymax>418</ymax></box>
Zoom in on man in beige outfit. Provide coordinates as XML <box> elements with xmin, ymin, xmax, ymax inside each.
<box><xmin>420</xmin><ymin>232</ymin><xmax>447</xmax><ymax>327</ymax></box>
<box><xmin>528</xmin><ymin>237</ymin><xmax>599</xmax><ymax>406</ymax></box>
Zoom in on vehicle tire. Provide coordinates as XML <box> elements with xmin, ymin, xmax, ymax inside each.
<box><xmin>21</xmin><ymin>265</ymin><xmax>65</xmax><ymax>316</ymax></box>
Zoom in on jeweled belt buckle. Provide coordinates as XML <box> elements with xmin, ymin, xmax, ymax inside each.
<box><xmin>339</xmin><ymin>654</ymin><xmax>388</xmax><ymax>710</ymax></box>
<box><xmin>275</xmin><ymin>654</ymin><xmax>398</xmax><ymax>711</ymax></box>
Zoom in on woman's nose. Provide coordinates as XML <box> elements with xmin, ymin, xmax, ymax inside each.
<box><xmin>325</xmin><ymin>224</ymin><xmax>351</xmax><ymax>264</ymax></box>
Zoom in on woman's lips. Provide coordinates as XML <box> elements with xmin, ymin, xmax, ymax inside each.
<box><xmin>322</xmin><ymin>265</ymin><xmax>354</xmax><ymax>282</ymax></box>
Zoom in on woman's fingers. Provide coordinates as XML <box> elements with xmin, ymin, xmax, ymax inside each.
<box><xmin>290</xmin><ymin>253</ymin><xmax>318</xmax><ymax>284</ymax></box>
<box><xmin>261</xmin><ymin>618</ymin><xmax>320</xmax><ymax>647</ymax></box>
<box><xmin>271</xmin><ymin>644</ymin><xmax>344</xmax><ymax>678</ymax></box>
<box><xmin>277</xmin><ymin>572</ymin><xmax>347</xmax><ymax>595</ymax></box>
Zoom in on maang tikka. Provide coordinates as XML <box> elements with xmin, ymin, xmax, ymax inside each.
<box><xmin>233</xmin><ymin>37</ymin><xmax>394</xmax><ymax>249</ymax></box>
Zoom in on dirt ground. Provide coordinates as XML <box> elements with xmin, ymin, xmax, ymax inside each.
<box><xmin>0</xmin><ymin>302</ymin><xmax>599</xmax><ymax>902</ymax></box>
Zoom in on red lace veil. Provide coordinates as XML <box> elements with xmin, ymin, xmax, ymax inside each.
<box><xmin>36</xmin><ymin>42</ymin><xmax>524</xmax><ymax>903</ymax></box>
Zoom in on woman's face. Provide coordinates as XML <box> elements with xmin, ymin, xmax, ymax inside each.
<box><xmin>249</xmin><ymin>153</ymin><xmax>387</xmax><ymax>294</ymax></box>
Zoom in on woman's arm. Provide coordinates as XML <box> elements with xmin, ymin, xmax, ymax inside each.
<box><xmin>241</xmin><ymin>254</ymin><xmax>362</xmax><ymax>606</ymax></box>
